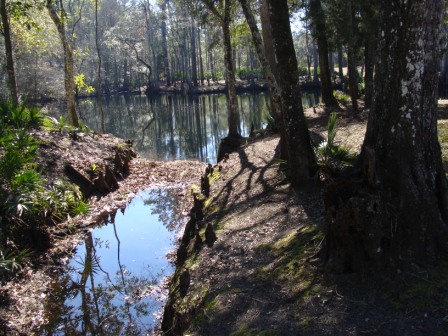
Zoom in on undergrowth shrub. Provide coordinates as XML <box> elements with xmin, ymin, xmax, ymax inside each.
<box><xmin>0</xmin><ymin>101</ymin><xmax>88</xmax><ymax>279</ymax></box>
<box><xmin>315</xmin><ymin>112</ymin><xmax>357</xmax><ymax>180</ymax></box>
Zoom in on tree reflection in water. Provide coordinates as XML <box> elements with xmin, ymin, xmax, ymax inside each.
<box><xmin>48</xmin><ymin>91</ymin><xmax>320</xmax><ymax>163</ymax></box>
<box><xmin>42</xmin><ymin>189</ymin><xmax>184</xmax><ymax>335</ymax></box>
<box><xmin>74</xmin><ymin>93</ymin><xmax>271</xmax><ymax>163</ymax></box>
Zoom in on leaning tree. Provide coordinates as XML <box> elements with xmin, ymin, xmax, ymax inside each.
<box><xmin>324</xmin><ymin>0</ymin><xmax>448</xmax><ymax>272</ymax></box>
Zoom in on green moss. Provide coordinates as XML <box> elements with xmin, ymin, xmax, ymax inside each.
<box><xmin>391</xmin><ymin>264</ymin><xmax>448</xmax><ymax>311</ymax></box>
<box><xmin>188</xmin><ymin>184</ymin><xmax>201</xmax><ymax>195</ymax></box>
<box><xmin>208</xmin><ymin>169</ymin><xmax>221</xmax><ymax>184</ymax></box>
<box><xmin>297</xmin><ymin>316</ymin><xmax>318</xmax><ymax>333</ymax></box>
<box><xmin>189</xmin><ymin>290</ymin><xmax>216</xmax><ymax>328</ymax></box>
<box><xmin>254</xmin><ymin>225</ymin><xmax>323</xmax><ymax>298</ymax></box>
<box><xmin>229</xmin><ymin>327</ymin><xmax>253</xmax><ymax>336</ymax></box>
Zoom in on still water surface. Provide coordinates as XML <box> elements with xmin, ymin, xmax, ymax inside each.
<box><xmin>42</xmin><ymin>189</ymin><xmax>184</xmax><ymax>335</ymax></box>
<box><xmin>48</xmin><ymin>91</ymin><xmax>320</xmax><ymax>163</ymax></box>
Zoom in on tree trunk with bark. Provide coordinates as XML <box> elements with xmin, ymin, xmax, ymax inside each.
<box><xmin>266</xmin><ymin>0</ymin><xmax>317</xmax><ymax>186</ymax></box>
<box><xmin>324</xmin><ymin>0</ymin><xmax>448</xmax><ymax>273</ymax></box>
<box><xmin>1</xmin><ymin>0</ymin><xmax>18</xmax><ymax>105</ymax></box>
<box><xmin>239</xmin><ymin>0</ymin><xmax>287</xmax><ymax>160</ymax></box>
<box><xmin>47</xmin><ymin>0</ymin><xmax>79</xmax><ymax>127</ymax></box>
<box><xmin>222</xmin><ymin>18</ymin><xmax>240</xmax><ymax>138</ymax></box>
<box><xmin>312</xmin><ymin>39</ymin><xmax>319</xmax><ymax>82</ymax></box>
<box><xmin>198</xmin><ymin>26</ymin><xmax>205</xmax><ymax>85</ymax></box>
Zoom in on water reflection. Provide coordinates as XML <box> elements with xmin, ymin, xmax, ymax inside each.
<box><xmin>75</xmin><ymin>93</ymin><xmax>270</xmax><ymax>163</ymax></box>
<box><xmin>41</xmin><ymin>189</ymin><xmax>185</xmax><ymax>335</ymax></box>
<box><xmin>46</xmin><ymin>91</ymin><xmax>321</xmax><ymax>163</ymax></box>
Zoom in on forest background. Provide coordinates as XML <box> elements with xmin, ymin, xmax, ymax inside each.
<box><xmin>0</xmin><ymin>0</ymin><xmax>371</xmax><ymax>106</ymax></box>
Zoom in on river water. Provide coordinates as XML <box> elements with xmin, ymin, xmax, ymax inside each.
<box><xmin>47</xmin><ymin>91</ymin><xmax>320</xmax><ymax>163</ymax></box>
<box><xmin>41</xmin><ymin>91</ymin><xmax>320</xmax><ymax>335</ymax></box>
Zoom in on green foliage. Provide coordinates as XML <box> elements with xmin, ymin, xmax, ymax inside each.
<box><xmin>236</xmin><ymin>67</ymin><xmax>263</xmax><ymax>80</ymax></box>
<box><xmin>74</xmin><ymin>73</ymin><xmax>95</xmax><ymax>94</ymax></box>
<box><xmin>0</xmin><ymin>248</ymin><xmax>31</xmax><ymax>274</ymax></box>
<box><xmin>42</xmin><ymin>115</ymin><xmax>89</xmax><ymax>133</ymax></box>
<box><xmin>315</xmin><ymin>112</ymin><xmax>356</xmax><ymax>176</ymax></box>
<box><xmin>437</xmin><ymin>120</ymin><xmax>448</xmax><ymax>173</ymax></box>
<box><xmin>297</xmin><ymin>66</ymin><xmax>309</xmax><ymax>77</ymax></box>
<box><xmin>0</xmin><ymin>102</ymin><xmax>89</xmax><ymax>276</ymax></box>
<box><xmin>0</xmin><ymin>100</ymin><xmax>44</xmax><ymax>129</ymax></box>
<box><xmin>0</xmin><ymin>131</ymin><xmax>39</xmax><ymax>180</ymax></box>
<box><xmin>334</xmin><ymin>90</ymin><xmax>351</xmax><ymax>103</ymax></box>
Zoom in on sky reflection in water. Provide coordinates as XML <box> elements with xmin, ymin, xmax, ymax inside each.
<box><xmin>42</xmin><ymin>189</ymin><xmax>184</xmax><ymax>335</ymax></box>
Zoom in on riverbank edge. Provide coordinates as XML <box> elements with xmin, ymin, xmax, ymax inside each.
<box><xmin>0</xmin><ymin>128</ymin><xmax>207</xmax><ymax>335</ymax></box>
<box><xmin>159</xmin><ymin>136</ymin><xmax>281</xmax><ymax>335</ymax></box>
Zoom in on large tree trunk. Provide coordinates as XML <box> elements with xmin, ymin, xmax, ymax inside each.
<box><xmin>309</xmin><ymin>0</ymin><xmax>339</xmax><ymax>107</ymax></box>
<box><xmin>240</xmin><ymin>0</ymin><xmax>288</xmax><ymax>161</ymax></box>
<box><xmin>324</xmin><ymin>0</ymin><xmax>448</xmax><ymax>273</ymax></box>
<box><xmin>1</xmin><ymin>0</ymin><xmax>18</xmax><ymax>105</ymax></box>
<box><xmin>266</xmin><ymin>0</ymin><xmax>317</xmax><ymax>186</ymax></box>
<box><xmin>260</xmin><ymin>0</ymin><xmax>278</xmax><ymax>80</ymax></box>
<box><xmin>222</xmin><ymin>5</ymin><xmax>240</xmax><ymax>138</ymax></box>
<box><xmin>47</xmin><ymin>0</ymin><xmax>79</xmax><ymax>127</ymax></box>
